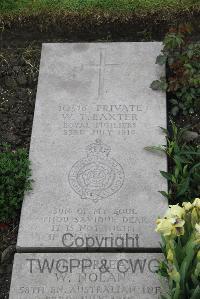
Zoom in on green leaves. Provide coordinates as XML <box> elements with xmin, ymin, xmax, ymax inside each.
<box><xmin>156</xmin><ymin>54</ymin><xmax>167</xmax><ymax>65</ymax></box>
<box><xmin>0</xmin><ymin>144</ymin><xmax>32</xmax><ymax>222</ymax></box>
<box><xmin>190</xmin><ymin>286</ymin><xmax>200</xmax><ymax>299</ymax></box>
<box><xmin>179</xmin><ymin>241</ymin><xmax>195</xmax><ymax>290</ymax></box>
<box><xmin>146</xmin><ymin>123</ymin><xmax>200</xmax><ymax>203</ymax></box>
<box><xmin>171</xmin><ymin>106</ymin><xmax>179</xmax><ymax>116</ymax></box>
<box><xmin>164</xmin><ymin>32</ymin><xmax>184</xmax><ymax>50</ymax></box>
<box><xmin>151</xmin><ymin>25</ymin><xmax>200</xmax><ymax>116</ymax></box>
<box><xmin>144</xmin><ymin>145</ymin><xmax>166</xmax><ymax>153</ymax></box>
<box><xmin>159</xmin><ymin>191</ymin><xmax>170</xmax><ymax>200</ymax></box>
<box><xmin>150</xmin><ymin>77</ymin><xmax>167</xmax><ymax>91</ymax></box>
<box><xmin>153</xmin><ymin>25</ymin><xmax>200</xmax><ymax>299</ymax></box>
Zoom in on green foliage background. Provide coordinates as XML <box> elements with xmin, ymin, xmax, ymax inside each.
<box><xmin>0</xmin><ymin>145</ymin><xmax>32</xmax><ymax>222</ymax></box>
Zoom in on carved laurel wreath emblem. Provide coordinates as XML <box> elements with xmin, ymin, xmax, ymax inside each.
<box><xmin>68</xmin><ymin>139</ymin><xmax>125</xmax><ymax>203</ymax></box>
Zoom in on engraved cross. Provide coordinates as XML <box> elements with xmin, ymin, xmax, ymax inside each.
<box><xmin>97</xmin><ymin>48</ymin><xmax>120</xmax><ymax>99</ymax></box>
<box><xmin>82</xmin><ymin>48</ymin><xmax>121</xmax><ymax>99</ymax></box>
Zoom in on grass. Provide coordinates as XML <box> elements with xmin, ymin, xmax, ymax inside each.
<box><xmin>0</xmin><ymin>0</ymin><xmax>199</xmax><ymax>14</ymax></box>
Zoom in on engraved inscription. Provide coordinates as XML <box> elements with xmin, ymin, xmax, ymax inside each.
<box><xmin>68</xmin><ymin>140</ymin><xmax>124</xmax><ymax>203</ymax></box>
<box><xmin>12</xmin><ymin>255</ymin><xmax>165</xmax><ymax>299</ymax></box>
<box><xmin>59</xmin><ymin>104</ymin><xmax>147</xmax><ymax>136</ymax></box>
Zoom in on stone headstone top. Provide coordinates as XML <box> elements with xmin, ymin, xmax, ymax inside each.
<box><xmin>17</xmin><ymin>43</ymin><xmax>167</xmax><ymax>250</ymax></box>
<box><xmin>9</xmin><ymin>253</ymin><xmax>167</xmax><ymax>299</ymax></box>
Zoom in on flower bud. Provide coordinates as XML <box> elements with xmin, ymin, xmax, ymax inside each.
<box><xmin>168</xmin><ymin>267</ymin><xmax>180</xmax><ymax>283</ymax></box>
<box><xmin>191</xmin><ymin>209</ymin><xmax>199</xmax><ymax>226</ymax></box>
<box><xmin>182</xmin><ymin>202</ymin><xmax>193</xmax><ymax>211</ymax></box>
<box><xmin>167</xmin><ymin>249</ymin><xmax>174</xmax><ymax>263</ymax></box>
<box><xmin>193</xmin><ymin>198</ymin><xmax>200</xmax><ymax>209</ymax></box>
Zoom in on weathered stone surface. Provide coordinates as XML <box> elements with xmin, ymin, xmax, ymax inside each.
<box><xmin>9</xmin><ymin>253</ymin><xmax>167</xmax><ymax>299</ymax></box>
<box><xmin>17</xmin><ymin>43</ymin><xmax>167</xmax><ymax>250</ymax></box>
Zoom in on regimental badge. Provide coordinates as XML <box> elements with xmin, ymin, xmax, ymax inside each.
<box><xmin>68</xmin><ymin>139</ymin><xmax>125</xmax><ymax>203</ymax></box>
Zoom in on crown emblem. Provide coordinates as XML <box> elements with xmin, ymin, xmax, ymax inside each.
<box><xmin>68</xmin><ymin>140</ymin><xmax>124</xmax><ymax>203</ymax></box>
<box><xmin>86</xmin><ymin>139</ymin><xmax>111</xmax><ymax>157</ymax></box>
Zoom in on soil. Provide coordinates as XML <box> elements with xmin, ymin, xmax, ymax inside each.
<box><xmin>0</xmin><ymin>43</ymin><xmax>41</xmax><ymax>150</ymax></box>
<box><xmin>0</xmin><ymin>20</ymin><xmax>200</xmax><ymax>298</ymax></box>
<box><xmin>0</xmin><ymin>219</ymin><xmax>18</xmax><ymax>299</ymax></box>
<box><xmin>1</xmin><ymin>8</ymin><xmax>200</xmax><ymax>43</ymax></box>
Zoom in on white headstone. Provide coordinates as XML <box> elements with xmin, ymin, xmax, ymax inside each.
<box><xmin>17</xmin><ymin>43</ymin><xmax>167</xmax><ymax>250</ymax></box>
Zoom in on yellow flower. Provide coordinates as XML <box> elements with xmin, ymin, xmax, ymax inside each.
<box><xmin>156</xmin><ymin>218</ymin><xmax>174</xmax><ymax>236</ymax></box>
<box><xmin>167</xmin><ymin>248</ymin><xmax>174</xmax><ymax>263</ymax></box>
<box><xmin>165</xmin><ymin>205</ymin><xmax>185</xmax><ymax>219</ymax></box>
<box><xmin>171</xmin><ymin>217</ymin><xmax>185</xmax><ymax>236</ymax></box>
<box><xmin>156</xmin><ymin>217</ymin><xmax>185</xmax><ymax>237</ymax></box>
<box><xmin>168</xmin><ymin>267</ymin><xmax>180</xmax><ymax>283</ymax></box>
<box><xmin>182</xmin><ymin>202</ymin><xmax>193</xmax><ymax>211</ymax></box>
<box><xmin>193</xmin><ymin>198</ymin><xmax>200</xmax><ymax>209</ymax></box>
